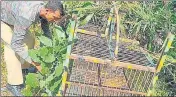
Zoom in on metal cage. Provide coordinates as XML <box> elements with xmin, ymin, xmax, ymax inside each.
<box><xmin>58</xmin><ymin>6</ymin><xmax>175</xmax><ymax>96</ymax></box>
<box><xmin>63</xmin><ymin>31</ymin><xmax>156</xmax><ymax>96</ymax></box>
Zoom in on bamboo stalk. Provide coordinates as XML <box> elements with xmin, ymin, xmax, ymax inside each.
<box><xmin>113</xmin><ymin>2</ymin><xmax>120</xmax><ymax>57</ymax></box>
<box><xmin>57</xmin><ymin>20</ymin><xmax>76</xmax><ymax>96</ymax></box>
<box><xmin>156</xmin><ymin>32</ymin><xmax>175</xmax><ymax>72</ymax></box>
<box><xmin>147</xmin><ymin>32</ymin><xmax>175</xmax><ymax>96</ymax></box>
<box><xmin>104</xmin><ymin>8</ymin><xmax>114</xmax><ymax>37</ymax></box>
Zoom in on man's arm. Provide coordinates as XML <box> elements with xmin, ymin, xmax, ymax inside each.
<box><xmin>10</xmin><ymin>17</ymin><xmax>33</xmax><ymax>64</ymax></box>
<box><xmin>10</xmin><ymin>1</ymin><xmax>45</xmax><ymax>63</ymax></box>
<box><xmin>11</xmin><ymin>18</ymin><xmax>41</xmax><ymax>72</ymax></box>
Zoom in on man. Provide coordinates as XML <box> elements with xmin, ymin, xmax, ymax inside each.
<box><xmin>1</xmin><ymin>0</ymin><xmax>64</xmax><ymax>96</ymax></box>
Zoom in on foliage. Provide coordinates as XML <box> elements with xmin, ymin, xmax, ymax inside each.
<box><xmin>167</xmin><ymin>38</ymin><xmax>176</xmax><ymax>60</ymax></box>
<box><xmin>21</xmin><ymin>20</ymin><xmax>75</xmax><ymax>96</ymax></box>
<box><xmin>119</xmin><ymin>1</ymin><xmax>176</xmax><ymax>52</ymax></box>
<box><xmin>154</xmin><ymin>37</ymin><xmax>176</xmax><ymax>96</ymax></box>
<box><xmin>121</xmin><ymin>2</ymin><xmax>176</xmax><ymax>95</ymax></box>
<box><xmin>63</xmin><ymin>1</ymin><xmax>111</xmax><ymax>26</ymax></box>
<box><xmin>153</xmin><ymin>62</ymin><xmax>176</xmax><ymax>96</ymax></box>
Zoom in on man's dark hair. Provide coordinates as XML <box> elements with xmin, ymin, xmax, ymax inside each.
<box><xmin>45</xmin><ymin>0</ymin><xmax>64</xmax><ymax>16</ymax></box>
<box><xmin>41</xmin><ymin>0</ymin><xmax>67</xmax><ymax>40</ymax></box>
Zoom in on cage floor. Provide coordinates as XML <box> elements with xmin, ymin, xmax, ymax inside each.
<box><xmin>65</xmin><ymin>59</ymin><xmax>154</xmax><ymax>96</ymax></box>
<box><xmin>65</xmin><ymin>83</ymin><xmax>144</xmax><ymax>96</ymax></box>
<box><xmin>72</xmin><ymin>33</ymin><xmax>153</xmax><ymax>67</ymax></box>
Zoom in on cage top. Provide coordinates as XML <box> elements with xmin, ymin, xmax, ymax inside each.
<box><xmin>71</xmin><ymin>32</ymin><xmax>156</xmax><ymax>67</ymax></box>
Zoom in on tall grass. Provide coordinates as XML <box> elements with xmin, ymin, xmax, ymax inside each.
<box><xmin>120</xmin><ymin>1</ymin><xmax>176</xmax><ymax>52</ymax></box>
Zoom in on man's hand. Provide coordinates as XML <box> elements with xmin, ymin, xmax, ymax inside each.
<box><xmin>31</xmin><ymin>61</ymin><xmax>42</xmax><ymax>72</ymax></box>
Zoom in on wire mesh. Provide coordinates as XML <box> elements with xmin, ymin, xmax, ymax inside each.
<box><xmin>65</xmin><ymin>83</ymin><xmax>143</xmax><ymax>96</ymax></box>
<box><xmin>65</xmin><ymin>59</ymin><xmax>154</xmax><ymax>96</ymax></box>
<box><xmin>72</xmin><ymin>33</ymin><xmax>154</xmax><ymax>67</ymax></box>
<box><xmin>64</xmin><ymin>29</ymin><xmax>157</xmax><ymax>96</ymax></box>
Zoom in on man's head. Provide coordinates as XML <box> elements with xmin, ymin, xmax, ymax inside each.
<box><xmin>40</xmin><ymin>0</ymin><xmax>64</xmax><ymax>22</ymax></box>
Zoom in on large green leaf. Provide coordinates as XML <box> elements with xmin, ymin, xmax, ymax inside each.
<box><xmin>42</xmin><ymin>54</ymin><xmax>55</xmax><ymax>63</ymax></box>
<box><xmin>55</xmin><ymin>64</ymin><xmax>64</xmax><ymax>76</ymax></box>
<box><xmin>49</xmin><ymin>78</ymin><xmax>62</xmax><ymax>92</ymax></box>
<box><xmin>38</xmin><ymin>36</ymin><xmax>52</xmax><ymax>47</ymax></box>
<box><xmin>49</xmin><ymin>64</ymin><xmax>63</xmax><ymax>93</ymax></box>
<box><xmin>82</xmin><ymin>2</ymin><xmax>93</xmax><ymax>8</ymax></box>
<box><xmin>38</xmin><ymin>47</ymin><xmax>48</xmax><ymax>57</ymax></box>
<box><xmin>79</xmin><ymin>13</ymin><xmax>94</xmax><ymax>26</ymax></box>
<box><xmin>25</xmin><ymin>73</ymin><xmax>39</xmax><ymax>88</ymax></box>
<box><xmin>54</xmin><ymin>25</ymin><xmax>65</xmax><ymax>39</ymax></box>
<box><xmin>28</xmin><ymin>49</ymin><xmax>40</xmax><ymax>62</ymax></box>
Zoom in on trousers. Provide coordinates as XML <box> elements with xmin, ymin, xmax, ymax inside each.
<box><xmin>1</xmin><ymin>21</ymin><xmax>35</xmax><ymax>85</ymax></box>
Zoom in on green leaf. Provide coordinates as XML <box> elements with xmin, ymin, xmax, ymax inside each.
<box><xmin>54</xmin><ymin>25</ymin><xmax>65</xmax><ymax>39</ymax></box>
<box><xmin>143</xmin><ymin>23</ymin><xmax>148</xmax><ymax>32</ymax></box>
<box><xmin>53</xmin><ymin>46</ymin><xmax>66</xmax><ymax>54</ymax></box>
<box><xmin>49</xmin><ymin>64</ymin><xmax>63</xmax><ymax>93</ymax></box>
<box><xmin>37</xmin><ymin>73</ymin><xmax>44</xmax><ymax>80</ymax></box>
<box><xmin>45</xmin><ymin>73</ymin><xmax>55</xmax><ymax>83</ymax></box>
<box><xmin>55</xmin><ymin>64</ymin><xmax>64</xmax><ymax>76</ymax></box>
<box><xmin>38</xmin><ymin>47</ymin><xmax>48</xmax><ymax>57</ymax></box>
<box><xmin>28</xmin><ymin>49</ymin><xmax>40</xmax><ymax>62</ymax></box>
<box><xmin>21</xmin><ymin>85</ymin><xmax>33</xmax><ymax>96</ymax></box>
<box><xmin>42</xmin><ymin>54</ymin><xmax>55</xmax><ymax>63</ymax></box>
<box><xmin>38</xmin><ymin>36</ymin><xmax>52</xmax><ymax>47</ymax></box>
<box><xmin>66</xmin><ymin>20</ymin><xmax>72</xmax><ymax>35</ymax></box>
<box><xmin>79</xmin><ymin>13</ymin><xmax>94</xmax><ymax>26</ymax></box>
<box><xmin>82</xmin><ymin>2</ymin><xmax>93</xmax><ymax>8</ymax></box>
<box><xmin>25</xmin><ymin>73</ymin><xmax>39</xmax><ymax>88</ymax></box>
<box><xmin>67</xmin><ymin>20</ymin><xmax>76</xmax><ymax>39</ymax></box>
<box><xmin>41</xmin><ymin>64</ymin><xmax>50</xmax><ymax>75</ymax></box>
<box><xmin>49</xmin><ymin>78</ymin><xmax>62</xmax><ymax>92</ymax></box>
<box><xmin>136</xmin><ymin>21</ymin><xmax>141</xmax><ymax>35</ymax></box>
